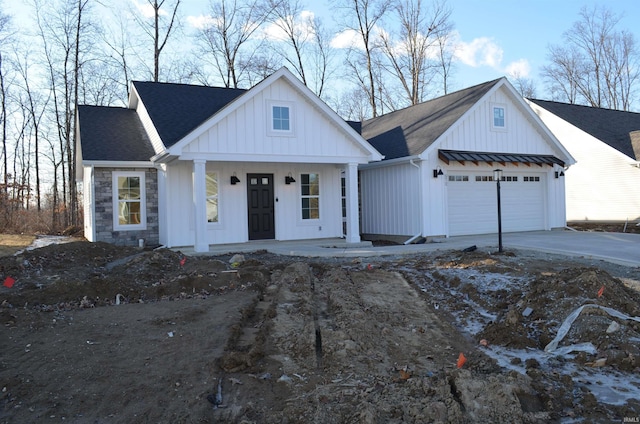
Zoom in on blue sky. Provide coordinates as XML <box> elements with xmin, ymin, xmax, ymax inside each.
<box><xmin>6</xmin><ymin>0</ymin><xmax>640</xmax><ymax>100</ymax></box>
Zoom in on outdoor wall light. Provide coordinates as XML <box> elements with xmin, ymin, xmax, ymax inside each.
<box><xmin>285</xmin><ymin>172</ymin><xmax>296</xmax><ymax>184</ymax></box>
<box><xmin>433</xmin><ymin>168</ymin><xmax>444</xmax><ymax>178</ymax></box>
<box><xmin>230</xmin><ymin>173</ymin><xmax>241</xmax><ymax>185</ymax></box>
<box><xmin>555</xmin><ymin>170</ymin><xmax>565</xmax><ymax>178</ymax></box>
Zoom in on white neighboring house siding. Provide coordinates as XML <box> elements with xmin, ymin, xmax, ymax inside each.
<box><xmin>162</xmin><ymin>78</ymin><xmax>366</xmax><ymax>247</ymax></box>
<box><xmin>530</xmin><ymin>103</ymin><xmax>640</xmax><ymax>222</ymax></box>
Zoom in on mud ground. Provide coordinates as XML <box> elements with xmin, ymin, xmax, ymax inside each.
<box><xmin>1</xmin><ymin>240</ymin><xmax>640</xmax><ymax>423</ymax></box>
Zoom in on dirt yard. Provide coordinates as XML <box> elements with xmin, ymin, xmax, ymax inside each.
<box><xmin>1</xmin><ymin>238</ymin><xmax>640</xmax><ymax>423</ymax></box>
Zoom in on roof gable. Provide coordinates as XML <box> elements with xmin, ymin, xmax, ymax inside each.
<box><xmin>131</xmin><ymin>81</ymin><xmax>246</xmax><ymax>148</ymax></box>
<box><xmin>170</xmin><ymin>67</ymin><xmax>383</xmax><ymax>162</ymax></box>
<box><xmin>77</xmin><ymin>105</ymin><xmax>155</xmax><ymax>161</ymax></box>
<box><xmin>528</xmin><ymin>99</ymin><xmax>640</xmax><ymax>160</ymax></box>
<box><xmin>362</xmin><ymin>79</ymin><xmax>501</xmax><ymax>160</ymax></box>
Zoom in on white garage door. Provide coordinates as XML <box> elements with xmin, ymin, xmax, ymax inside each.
<box><xmin>447</xmin><ymin>171</ymin><xmax>546</xmax><ymax>236</ymax></box>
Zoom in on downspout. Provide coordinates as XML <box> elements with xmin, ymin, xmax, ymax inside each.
<box><xmin>404</xmin><ymin>159</ymin><xmax>423</xmax><ymax>245</ymax></box>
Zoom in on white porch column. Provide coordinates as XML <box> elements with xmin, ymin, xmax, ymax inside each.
<box><xmin>345</xmin><ymin>162</ymin><xmax>361</xmax><ymax>244</ymax></box>
<box><xmin>193</xmin><ymin>159</ymin><xmax>209</xmax><ymax>252</ymax></box>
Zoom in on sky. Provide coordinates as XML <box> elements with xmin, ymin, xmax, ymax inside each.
<box><xmin>5</xmin><ymin>0</ymin><xmax>640</xmax><ymax>100</ymax></box>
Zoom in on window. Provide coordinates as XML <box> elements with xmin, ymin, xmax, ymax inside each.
<box><xmin>448</xmin><ymin>175</ymin><xmax>469</xmax><ymax>182</ymax></box>
<box><xmin>524</xmin><ymin>176</ymin><xmax>540</xmax><ymax>182</ymax></box>
<box><xmin>267</xmin><ymin>100</ymin><xmax>294</xmax><ymax>136</ymax></box>
<box><xmin>301</xmin><ymin>173</ymin><xmax>319</xmax><ymax>219</ymax></box>
<box><xmin>492</xmin><ymin>104</ymin><xmax>506</xmax><ymax>130</ymax></box>
<box><xmin>475</xmin><ymin>175</ymin><xmax>494</xmax><ymax>182</ymax></box>
<box><xmin>113</xmin><ymin>171</ymin><xmax>146</xmax><ymax>230</ymax></box>
<box><xmin>206</xmin><ymin>172</ymin><xmax>219</xmax><ymax>223</ymax></box>
<box><xmin>273</xmin><ymin>106</ymin><xmax>290</xmax><ymax>131</ymax></box>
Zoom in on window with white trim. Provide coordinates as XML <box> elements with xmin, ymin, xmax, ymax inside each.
<box><xmin>113</xmin><ymin>171</ymin><xmax>146</xmax><ymax>230</ymax></box>
<box><xmin>267</xmin><ymin>100</ymin><xmax>294</xmax><ymax>136</ymax></box>
<box><xmin>301</xmin><ymin>173</ymin><xmax>320</xmax><ymax>219</ymax></box>
<box><xmin>205</xmin><ymin>172</ymin><xmax>219</xmax><ymax>223</ymax></box>
<box><xmin>492</xmin><ymin>103</ymin><xmax>506</xmax><ymax>130</ymax></box>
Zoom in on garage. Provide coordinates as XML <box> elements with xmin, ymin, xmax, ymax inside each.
<box><xmin>447</xmin><ymin>170</ymin><xmax>546</xmax><ymax>236</ymax></box>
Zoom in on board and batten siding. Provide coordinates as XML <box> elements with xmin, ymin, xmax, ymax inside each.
<box><xmin>360</xmin><ymin>161</ymin><xmax>423</xmax><ymax>239</ymax></box>
<box><xmin>162</xmin><ymin>161</ymin><xmax>343</xmax><ymax>247</ymax></box>
<box><xmin>531</xmin><ymin>105</ymin><xmax>640</xmax><ymax>222</ymax></box>
<box><xmin>436</xmin><ymin>88</ymin><xmax>560</xmax><ymax>156</ymax></box>
<box><xmin>180</xmin><ymin>79</ymin><xmax>368</xmax><ymax>162</ymax></box>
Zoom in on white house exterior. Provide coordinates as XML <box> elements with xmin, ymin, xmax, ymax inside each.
<box><xmin>359</xmin><ymin>78</ymin><xmax>575</xmax><ymax>242</ymax></box>
<box><xmin>528</xmin><ymin>99</ymin><xmax>640</xmax><ymax>223</ymax></box>
<box><xmin>76</xmin><ymin>68</ymin><xmax>382</xmax><ymax>252</ymax></box>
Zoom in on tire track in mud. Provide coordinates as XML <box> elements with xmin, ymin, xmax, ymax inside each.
<box><xmin>213</xmin><ymin>261</ymin><xmax>543</xmax><ymax>423</ymax></box>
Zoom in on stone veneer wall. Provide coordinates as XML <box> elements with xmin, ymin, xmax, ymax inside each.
<box><xmin>93</xmin><ymin>167</ymin><xmax>160</xmax><ymax>247</ymax></box>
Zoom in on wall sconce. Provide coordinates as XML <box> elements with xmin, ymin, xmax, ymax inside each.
<box><xmin>285</xmin><ymin>172</ymin><xmax>296</xmax><ymax>184</ymax></box>
<box><xmin>555</xmin><ymin>170</ymin><xmax>565</xmax><ymax>178</ymax></box>
<box><xmin>230</xmin><ymin>173</ymin><xmax>241</xmax><ymax>185</ymax></box>
<box><xmin>433</xmin><ymin>168</ymin><xmax>444</xmax><ymax>178</ymax></box>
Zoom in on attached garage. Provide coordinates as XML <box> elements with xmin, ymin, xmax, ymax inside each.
<box><xmin>359</xmin><ymin>77</ymin><xmax>575</xmax><ymax>242</ymax></box>
<box><xmin>446</xmin><ymin>170</ymin><xmax>546</xmax><ymax>236</ymax></box>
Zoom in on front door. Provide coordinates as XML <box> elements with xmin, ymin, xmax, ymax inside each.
<box><xmin>247</xmin><ymin>174</ymin><xmax>275</xmax><ymax>240</ymax></box>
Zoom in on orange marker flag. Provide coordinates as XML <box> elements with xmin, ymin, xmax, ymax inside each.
<box><xmin>180</xmin><ymin>257</ymin><xmax>187</xmax><ymax>267</ymax></box>
<box><xmin>597</xmin><ymin>286</ymin><xmax>605</xmax><ymax>298</ymax></box>
<box><xmin>457</xmin><ymin>352</ymin><xmax>467</xmax><ymax>369</ymax></box>
<box><xmin>3</xmin><ymin>276</ymin><xmax>15</xmax><ymax>288</ymax></box>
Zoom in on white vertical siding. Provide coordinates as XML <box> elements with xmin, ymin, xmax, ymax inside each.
<box><xmin>438</xmin><ymin>89</ymin><xmax>559</xmax><ymax>156</ymax></box>
<box><xmin>360</xmin><ymin>161</ymin><xmax>422</xmax><ymax>237</ymax></box>
<box><xmin>181</xmin><ymin>79</ymin><xmax>368</xmax><ymax>161</ymax></box>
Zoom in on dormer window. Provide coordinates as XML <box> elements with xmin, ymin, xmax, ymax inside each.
<box><xmin>267</xmin><ymin>100</ymin><xmax>294</xmax><ymax>136</ymax></box>
<box><xmin>492</xmin><ymin>103</ymin><xmax>506</xmax><ymax>130</ymax></box>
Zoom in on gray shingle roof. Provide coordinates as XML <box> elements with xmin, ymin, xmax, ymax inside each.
<box><xmin>132</xmin><ymin>81</ymin><xmax>246</xmax><ymax>148</ymax></box>
<box><xmin>77</xmin><ymin>105</ymin><xmax>155</xmax><ymax>161</ymax></box>
<box><xmin>528</xmin><ymin>99</ymin><xmax>640</xmax><ymax>160</ymax></box>
<box><xmin>361</xmin><ymin>79</ymin><xmax>502</xmax><ymax>160</ymax></box>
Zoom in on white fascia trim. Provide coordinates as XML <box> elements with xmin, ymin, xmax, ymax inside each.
<box><xmin>178</xmin><ymin>152</ymin><xmax>372</xmax><ymax>164</ymax></box>
<box><xmin>358</xmin><ymin>155</ymin><xmax>421</xmax><ymax>170</ymax></box>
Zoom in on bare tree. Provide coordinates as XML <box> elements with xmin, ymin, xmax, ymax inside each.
<box><xmin>265</xmin><ymin>0</ymin><xmax>334</xmax><ymax>97</ymax></box>
<box><xmin>335</xmin><ymin>0</ymin><xmax>392</xmax><ymax>118</ymax></box>
<box><xmin>132</xmin><ymin>0</ymin><xmax>181</xmax><ymax>82</ymax></box>
<box><xmin>0</xmin><ymin>3</ymin><xmax>12</xmax><ymax>199</ymax></box>
<box><xmin>379</xmin><ymin>0</ymin><xmax>452</xmax><ymax>107</ymax></box>
<box><xmin>195</xmin><ymin>0</ymin><xmax>270</xmax><ymax>88</ymax></box>
<box><xmin>542</xmin><ymin>5</ymin><xmax>640</xmax><ymax>110</ymax></box>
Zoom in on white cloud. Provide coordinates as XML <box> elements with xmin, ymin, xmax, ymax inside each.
<box><xmin>131</xmin><ymin>0</ymin><xmax>166</xmax><ymax>19</ymax></box>
<box><xmin>454</xmin><ymin>35</ymin><xmax>504</xmax><ymax>69</ymax></box>
<box><xmin>261</xmin><ymin>10</ymin><xmax>317</xmax><ymax>43</ymax></box>
<box><xmin>187</xmin><ymin>14</ymin><xmax>217</xmax><ymax>30</ymax></box>
<box><xmin>330</xmin><ymin>28</ymin><xmax>363</xmax><ymax>49</ymax></box>
<box><xmin>504</xmin><ymin>59</ymin><xmax>531</xmax><ymax>78</ymax></box>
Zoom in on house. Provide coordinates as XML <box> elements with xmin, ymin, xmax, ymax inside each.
<box><xmin>527</xmin><ymin>99</ymin><xmax>640</xmax><ymax>224</ymax></box>
<box><xmin>358</xmin><ymin>78</ymin><xmax>575</xmax><ymax>243</ymax></box>
<box><xmin>76</xmin><ymin>67</ymin><xmax>383</xmax><ymax>252</ymax></box>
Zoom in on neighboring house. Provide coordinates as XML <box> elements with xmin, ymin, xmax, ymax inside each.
<box><xmin>358</xmin><ymin>78</ymin><xmax>575</xmax><ymax>243</ymax></box>
<box><xmin>527</xmin><ymin>99</ymin><xmax>640</xmax><ymax>223</ymax></box>
<box><xmin>76</xmin><ymin>67</ymin><xmax>383</xmax><ymax>252</ymax></box>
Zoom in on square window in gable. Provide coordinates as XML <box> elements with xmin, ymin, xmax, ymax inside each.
<box><xmin>267</xmin><ymin>100</ymin><xmax>295</xmax><ymax>136</ymax></box>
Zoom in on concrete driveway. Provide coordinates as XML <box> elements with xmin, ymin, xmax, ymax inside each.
<box><xmin>192</xmin><ymin>229</ymin><xmax>640</xmax><ymax>267</ymax></box>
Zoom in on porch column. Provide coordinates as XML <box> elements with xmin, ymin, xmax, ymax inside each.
<box><xmin>193</xmin><ymin>159</ymin><xmax>209</xmax><ymax>252</ymax></box>
<box><xmin>345</xmin><ymin>162</ymin><xmax>361</xmax><ymax>244</ymax></box>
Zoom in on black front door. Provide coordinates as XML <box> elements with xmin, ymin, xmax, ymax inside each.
<box><xmin>247</xmin><ymin>174</ymin><xmax>275</xmax><ymax>240</ymax></box>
